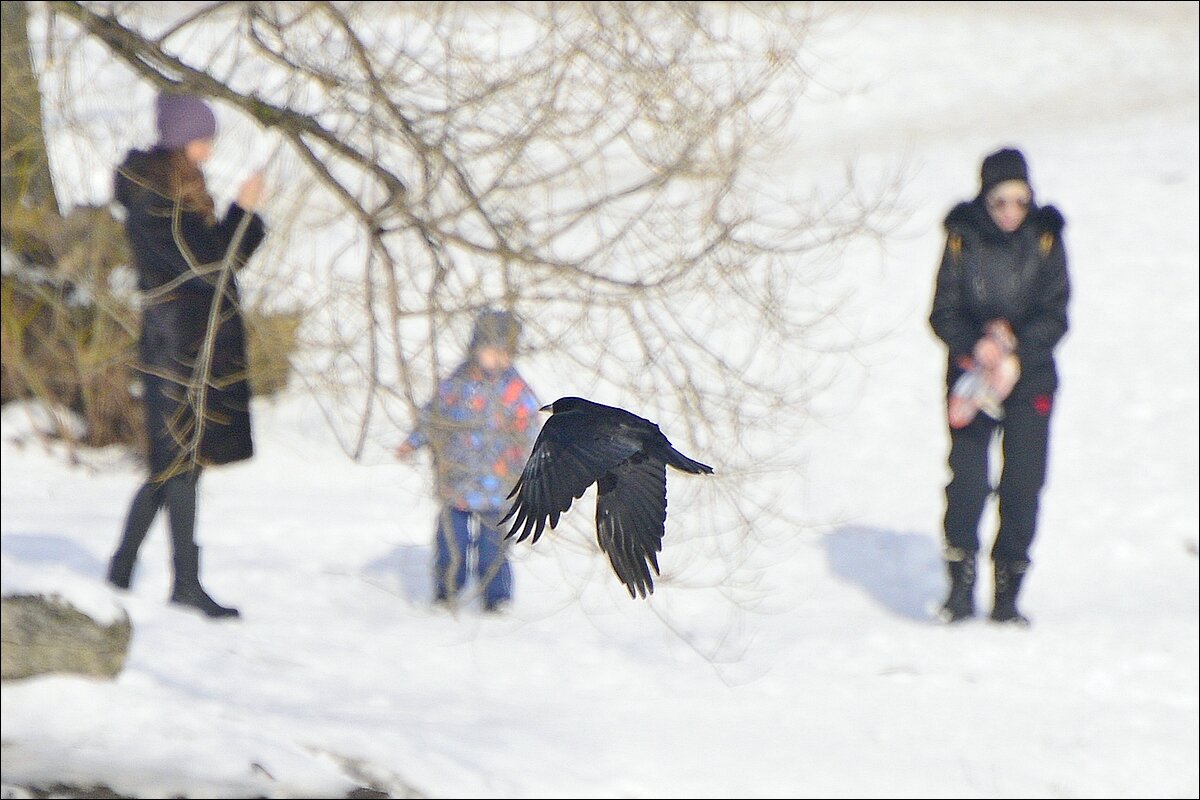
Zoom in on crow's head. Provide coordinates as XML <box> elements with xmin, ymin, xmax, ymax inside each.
<box><xmin>541</xmin><ymin>396</ymin><xmax>590</xmax><ymax>414</ymax></box>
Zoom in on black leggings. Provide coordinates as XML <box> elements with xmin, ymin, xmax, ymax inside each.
<box><xmin>943</xmin><ymin>391</ymin><xmax>1053</xmax><ymax>564</ymax></box>
<box><xmin>114</xmin><ymin>470</ymin><xmax>201</xmax><ymax>562</ymax></box>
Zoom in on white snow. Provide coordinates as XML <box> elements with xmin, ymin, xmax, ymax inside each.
<box><xmin>2</xmin><ymin>2</ymin><xmax>1197</xmax><ymax>798</ymax></box>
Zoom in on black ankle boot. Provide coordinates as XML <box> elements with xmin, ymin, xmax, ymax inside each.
<box><xmin>171</xmin><ymin>543</ymin><xmax>239</xmax><ymax>619</ymax></box>
<box><xmin>990</xmin><ymin>561</ymin><xmax>1030</xmax><ymax>626</ymax></box>
<box><xmin>170</xmin><ymin>583</ymin><xmax>240</xmax><ymax>618</ymax></box>
<box><xmin>938</xmin><ymin>551</ymin><xmax>977</xmax><ymax>623</ymax></box>
<box><xmin>107</xmin><ymin>551</ymin><xmax>136</xmax><ymax>589</ymax></box>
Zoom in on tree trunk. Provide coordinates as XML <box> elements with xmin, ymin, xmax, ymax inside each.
<box><xmin>1</xmin><ymin>0</ymin><xmax>60</xmax><ymax>264</ymax></box>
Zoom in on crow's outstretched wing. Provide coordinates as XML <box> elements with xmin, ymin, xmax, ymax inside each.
<box><xmin>500</xmin><ymin>409</ymin><xmax>641</xmax><ymax>544</ymax></box>
<box><xmin>595</xmin><ymin>455</ymin><xmax>668</xmax><ymax>598</ymax></box>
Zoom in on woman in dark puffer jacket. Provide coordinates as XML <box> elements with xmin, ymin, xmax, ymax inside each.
<box><xmin>929</xmin><ymin>147</ymin><xmax>1070</xmax><ymax>627</ymax></box>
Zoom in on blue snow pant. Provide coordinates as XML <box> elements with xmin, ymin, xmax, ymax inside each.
<box><xmin>434</xmin><ymin>507</ymin><xmax>513</xmax><ymax>606</ymax></box>
<box><xmin>943</xmin><ymin>389</ymin><xmax>1054</xmax><ymax>566</ymax></box>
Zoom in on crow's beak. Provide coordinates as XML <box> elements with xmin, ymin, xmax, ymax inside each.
<box><xmin>540</xmin><ymin>403</ymin><xmax>553</xmax><ymax>412</ymax></box>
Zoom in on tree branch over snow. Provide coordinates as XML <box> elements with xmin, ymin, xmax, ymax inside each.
<box><xmin>35</xmin><ymin>1</ymin><xmax>905</xmax><ymax>606</ymax></box>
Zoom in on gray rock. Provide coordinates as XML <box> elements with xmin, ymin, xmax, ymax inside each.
<box><xmin>1</xmin><ymin>593</ymin><xmax>131</xmax><ymax>681</ymax></box>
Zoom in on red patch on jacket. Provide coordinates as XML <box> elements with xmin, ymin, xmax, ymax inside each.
<box><xmin>502</xmin><ymin>379</ymin><xmax>523</xmax><ymax>406</ymax></box>
<box><xmin>1033</xmin><ymin>394</ymin><xmax>1053</xmax><ymax>416</ymax></box>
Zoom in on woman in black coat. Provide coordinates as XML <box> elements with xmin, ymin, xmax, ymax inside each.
<box><xmin>106</xmin><ymin>94</ymin><xmax>267</xmax><ymax>618</ymax></box>
<box><xmin>929</xmin><ymin>147</ymin><xmax>1070</xmax><ymax>626</ymax></box>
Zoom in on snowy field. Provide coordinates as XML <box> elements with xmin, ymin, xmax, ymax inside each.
<box><xmin>2</xmin><ymin>2</ymin><xmax>1197</xmax><ymax>798</ymax></box>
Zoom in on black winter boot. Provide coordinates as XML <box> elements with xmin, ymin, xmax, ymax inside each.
<box><xmin>108</xmin><ymin>481</ymin><xmax>163</xmax><ymax>588</ymax></box>
<box><xmin>170</xmin><ymin>542</ymin><xmax>239</xmax><ymax>619</ymax></box>
<box><xmin>938</xmin><ymin>549</ymin><xmax>977</xmax><ymax>623</ymax></box>
<box><xmin>107</xmin><ymin>552</ymin><xmax>137</xmax><ymax>589</ymax></box>
<box><xmin>990</xmin><ymin>561</ymin><xmax>1030</xmax><ymax>626</ymax></box>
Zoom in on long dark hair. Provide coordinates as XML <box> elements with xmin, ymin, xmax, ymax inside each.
<box><xmin>138</xmin><ymin>148</ymin><xmax>217</xmax><ymax>225</ymax></box>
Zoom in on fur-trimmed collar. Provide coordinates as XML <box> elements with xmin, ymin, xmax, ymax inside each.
<box><xmin>944</xmin><ymin>199</ymin><xmax>1065</xmax><ymax>235</ymax></box>
<box><xmin>1035</xmin><ymin>204</ymin><xmax>1065</xmax><ymax>233</ymax></box>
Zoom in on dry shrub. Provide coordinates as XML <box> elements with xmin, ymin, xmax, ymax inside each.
<box><xmin>245</xmin><ymin>309</ymin><xmax>302</xmax><ymax>397</ymax></box>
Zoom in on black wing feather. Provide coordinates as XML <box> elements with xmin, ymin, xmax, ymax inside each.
<box><xmin>501</xmin><ymin>409</ymin><xmax>641</xmax><ymax>543</ymax></box>
<box><xmin>595</xmin><ymin>456</ymin><xmax>668</xmax><ymax>598</ymax></box>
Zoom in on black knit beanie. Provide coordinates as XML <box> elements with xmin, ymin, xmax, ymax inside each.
<box><xmin>980</xmin><ymin>148</ymin><xmax>1029</xmax><ymax>195</ymax></box>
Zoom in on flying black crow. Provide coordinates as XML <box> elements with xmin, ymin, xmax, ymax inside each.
<box><xmin>499</xmin><ymin>396</ymin><xmax>713</xmax><ymax>598</ymax></box>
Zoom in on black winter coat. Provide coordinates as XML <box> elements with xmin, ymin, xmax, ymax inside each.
<box><xmin>929</xmin><ymin>198</ymin><xmax>1070</xmax><ymax>397</ymax></box>
<box><xmin>115</xmin><ymin>148</ymin><xmax>267</xmax><ymax>479</ymax></box>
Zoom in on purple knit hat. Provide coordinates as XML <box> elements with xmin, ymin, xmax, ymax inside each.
<box><xmin>156</xmin><ymin>94</ymin><xmax>217</xmax><ymax>150</ymax></box>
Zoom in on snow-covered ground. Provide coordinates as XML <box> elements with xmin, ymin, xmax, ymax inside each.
<box><xmin>3</xmin><ymin>2</ymin><xmax>1197</xmax><ymax>798</ymax></box>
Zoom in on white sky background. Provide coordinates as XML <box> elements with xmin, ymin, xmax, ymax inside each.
<box><xmin>2</xmin><ymin>2</ymin><xmax>1198</xmax><ymax>798</ymax></box>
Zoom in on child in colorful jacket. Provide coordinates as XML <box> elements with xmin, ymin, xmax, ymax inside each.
<box><xmin>395</xmin><ymin>309</ymin><xmax>541</xmax><ymax>611</ymax></box>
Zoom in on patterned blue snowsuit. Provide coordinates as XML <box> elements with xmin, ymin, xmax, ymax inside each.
<box><xmin>404</xmin><ymin>360</ymin><xmax>541</xmax><ymax>606</ymax></box>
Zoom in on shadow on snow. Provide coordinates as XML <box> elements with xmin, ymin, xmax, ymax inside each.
<box><xmin>822</xmin><ymin>525</ymin><xmax>945</xmax><ymax>620</ymax></box>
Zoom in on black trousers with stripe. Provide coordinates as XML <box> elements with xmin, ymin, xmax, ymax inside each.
<box><xmin>942</xmin><ymin>390</ymin><xmax>1055</xmax><ymax>565</ymax></box>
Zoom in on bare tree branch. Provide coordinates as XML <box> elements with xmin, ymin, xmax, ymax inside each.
<box><xmin>31</xmin><ymin>1</ymin><xmax>908</xmax><ymax>607</ymax></box>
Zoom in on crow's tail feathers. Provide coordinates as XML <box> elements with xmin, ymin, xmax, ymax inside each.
<box><xmin>667</xmin><ymin>448</ymin><xmax>714</xmax><ymax>475</ymax></box>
